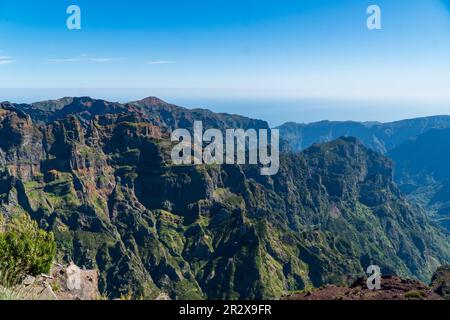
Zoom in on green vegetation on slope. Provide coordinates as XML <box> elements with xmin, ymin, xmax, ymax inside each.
<box><xmin>0</xmin><ymin>214</ymin><xmax>56</xmax><ymax>300</ymax></box>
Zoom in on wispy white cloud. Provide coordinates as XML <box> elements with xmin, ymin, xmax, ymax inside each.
<box><xmin>0</xmin><ymin>56</ymin><xmax>14</xmax><ymax>65</ymax></box>
<box><xmin>88</xmin><ymin>58</ymin><xmax>115</xmax><ymax>63</ymax></box>
<box><xmin>47</xmin><ymin>58</ymin><xmax>80</xmax><ymax>63</ymax></box>
<box><xmin>47</xmin><ymin>54</ymin><xmax>119</xmax><ymax>64</ymax></box>
<box><xmin>146</xmin><ymin>60</ymin><xmax>176</xmax><ymax>65</ymax></box>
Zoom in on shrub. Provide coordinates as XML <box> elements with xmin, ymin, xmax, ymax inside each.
<box><xmin>0</xmin><ymin>214</ymin><xmax>56</xmax><ymax>282</ymax></box>
<box><xmin>405</xmin><ymin>290</ymin><xmax>426</xmax><ymax>300</ymax></box>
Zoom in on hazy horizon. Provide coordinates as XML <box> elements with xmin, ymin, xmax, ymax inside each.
<box><xmin>1</xmin><ymin>0</ymin><xmax>450</xmax><ymax>125</ymax></box>
<box><xmin>1</xmin><ymin>88</ymin><xmax>450</xmax><ymax>127</ymax></box>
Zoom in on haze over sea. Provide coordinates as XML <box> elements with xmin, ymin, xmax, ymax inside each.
<box><xmin>1</xmin><ymin>88</ymin><xmax>449</xmax><ymax>127</ymax></box>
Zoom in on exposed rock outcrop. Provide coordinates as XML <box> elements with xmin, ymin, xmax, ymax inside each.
<box><xmin>14</xmin><ymin>263</ymin><xmax>99</xmax><ymax>300</ymax></box>
<box><xmin>431</xmin><ymin>265</ymin><xmax>450</xmax><ymax>299</ymax></box>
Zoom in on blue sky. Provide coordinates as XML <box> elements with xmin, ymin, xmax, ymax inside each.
<box><xmin>1</xmin><ymin>0</ymin><xmax>450</xmax><ymax>125</ymax></box>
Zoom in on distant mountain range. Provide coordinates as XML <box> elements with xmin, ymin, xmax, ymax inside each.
<box><xmin>277</xmin><ymin>116</ymin><xmax>450</xmax><ymax>154</ymax></box>
<box><xmin>0</xmin><ymin>97</ymin><xmax>448</xmax><ymax>299</ymax></box>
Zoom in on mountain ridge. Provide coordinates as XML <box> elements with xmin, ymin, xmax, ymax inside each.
<box><xmin>3</xmin><ymin>96</ymin><xmax>270</xmax><ymax>133</ymax></box>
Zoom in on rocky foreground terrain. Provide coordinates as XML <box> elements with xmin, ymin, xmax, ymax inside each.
<box><xmin>0</xmin><ymin>261</ymin><xmax>98</xmax><ymax>300</ymax></box>
<box><xmin>283</xmin><ymin>266</ymin><xmax>450</xmax><ymax>300</ymax></box>
<box><xmin>6</xmin><ymin>264</ymin><xmax>449</xmax><ymax>300</ymax></box>
<box><xmin>0</xmin><ymin>97</ymin><xmax>448</xmax><ymax>299</ymax></box>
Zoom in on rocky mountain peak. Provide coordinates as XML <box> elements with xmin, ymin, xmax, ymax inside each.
<box><xmin>132</xmin><ymin>96</ymin><xmax>171</xmax><ymax>107</ymax></box>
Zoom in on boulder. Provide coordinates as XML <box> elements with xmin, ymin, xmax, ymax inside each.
<box><xmin>50</xmin><ymin>262</ymin><xmax>99</xmax><ymax>300</ymax></box>
<box><xmin>431</xmin><ymin>265</ymin><xmax>450</xmax><ymax>300</ymax></box>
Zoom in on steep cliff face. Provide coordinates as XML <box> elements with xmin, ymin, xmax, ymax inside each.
<box><xmin>0</xmin><ymin>99</ymin><xmax>448</xmax><ymax>299</ymax></box>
